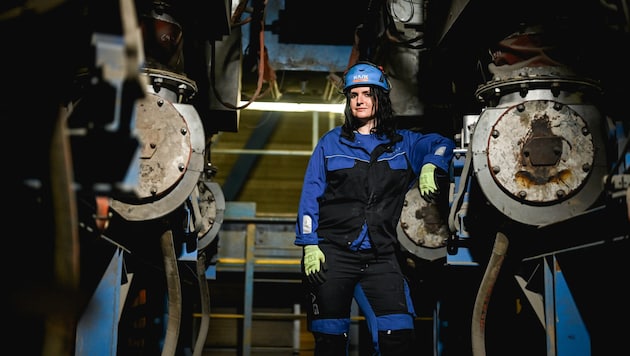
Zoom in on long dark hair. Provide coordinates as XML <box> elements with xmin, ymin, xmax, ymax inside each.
<box><xmin>341</xmin><ymin>85</ymin><xmax>397</xmax><ymax>141</ymax></box>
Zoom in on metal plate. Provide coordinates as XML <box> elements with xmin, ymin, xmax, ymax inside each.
<box><xmin>471</xmin><ymin>95</ymin><xmax>607</xmax><ymax>226</ymax></box>
<box><xmin>111</xmin><ymin>95</ymin><xmax>205</xmax><ymax>221</ymax></box>
<box><xmin>488</xmin><ymin>100</ymin><xmax>593</xmax><ymax>204</ymax></box>
<box><xmin>397</xmin><ymin>183</ymin><xmax>448</xmax><ymax>261</ymax></box>
<box><xmin>197</xmin><ymin>181</ymin><xmax>226</xmax><ymax>249</ymax></box>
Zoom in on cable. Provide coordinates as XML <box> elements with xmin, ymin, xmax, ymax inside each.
<box><xmin>211</xmin><ymin>0</ymin><xmax>268</xmax><ymax>110</ymax></box>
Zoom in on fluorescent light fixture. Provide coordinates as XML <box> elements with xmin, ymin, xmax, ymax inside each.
<box><xmin>239</xmin><ymin>101</ymin><xmax>345</xmax><ymax>113</ymax></box>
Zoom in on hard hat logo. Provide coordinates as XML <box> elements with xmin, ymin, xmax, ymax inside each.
<box><xmin>343</xmin><ymin>62</ymin><xmax>391</xmax><ymax>92</ymax></box>
<box><xmin>352</xmin><ymin>74</ymin><xmax>370</xmax><ymax>83</ymax></box>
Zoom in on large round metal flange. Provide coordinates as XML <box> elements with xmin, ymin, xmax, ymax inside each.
<box><xmin>471</xmin><ymin>98</ymin><xmax>607</xmax><ymax>226</ymax></box>
<box><xmin>143</xmin><ymin>68</ymin><xmax>198</xmax><ymax>103</ymax></box>
<box><xmin>196</xmin><ymin>181</ymin><xmax>225</xmax><ymax>250</ymax></box>
<box><xmin>111</xmin><ymin>94</ymin><xmax>205</xmax><ymax>221</ymax></box>
<box><xmin>475</xmin><ymin>76</ymin><xmax>602</xmax><ymax>106</ymax></box>
<box><xmin>397</xmin><ymin>183</ymin><xmax>448</xmax><ymax>261</ymax></box>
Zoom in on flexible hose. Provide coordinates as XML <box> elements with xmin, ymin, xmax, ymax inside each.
<box><xmin>471</xmin><ymin>232</ymin><xmax>509</xmax><ymax>356</ymax></box>
<box><xmin>161</xmin><ymin>230</ymin><xmax>182</xmax><ymax>356</ymax></box>
<box><xmin>448</xmin><ymin>144</ymin><xmax>473</xmax><ymax>233</ymax></box>
<box><xmin>192</xmin><ymin>250</ymin><xmax>211</xmax><ymax>356</ymax></box>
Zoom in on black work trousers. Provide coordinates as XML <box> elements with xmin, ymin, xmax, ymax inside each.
<box><xmin>305</xmin><ymin>241</ymin><xmax>415</xmax><ymax>355</ymax></box>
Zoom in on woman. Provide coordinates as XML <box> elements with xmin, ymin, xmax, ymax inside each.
<box><xmin>295</xmin><ymin>61</ymin><xmax>455</xmax><ymax>355</ymax></box>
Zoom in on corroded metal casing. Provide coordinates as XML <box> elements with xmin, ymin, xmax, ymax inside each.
<box><xmin>398</xmin><ymin>182</ymin><xmax>449</xmax><ymax>261</ymax></box>
<box><xmin>471</xmin><ymin>82</ymin><xmax>607</xmax><ymax>226</ymax></box>
<box><xmin>111</xmin><ymin>92</ymin><xmax>205</xmax><ymax>221</ymax></box>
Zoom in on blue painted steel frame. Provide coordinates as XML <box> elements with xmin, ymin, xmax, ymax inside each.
<box><xmin>443</xmin><ymin>145</ymin><xmax>598</xmax><ymax>355</ymax></box>
<box><xmin>75</xmin><ymin>249</ymin><xmax>124</xmax><ymax>356</ymax></box>
<box><xmin>543</xmin><ymin>256</ymin><xmax>591</xmax><ymax>356</ymax></box>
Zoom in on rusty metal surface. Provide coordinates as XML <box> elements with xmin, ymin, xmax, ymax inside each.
<box><xmin>197</xmin><ymin>181</ymin><xmax>226</xmax><ymax>249</ymax></box>
<box><xmin>134</xmin><ymin>92</ymin><xmax>192</xmax><ymax>199</ymax></box>
<box><xmin>487</xmin><ymin>100</ymin><xmax>593</xmax><ymax>204</ymax></box>
<box><xmin>111</xmin><ymin>97</ymin><xmax>205</xmax><ymax>221</ymax></box>
<box><xmin>472</xmin><ymin>89</ymin><xmax>608</xmax><ymax>226</ymax></box>
<box><xmin>397</xmin><ymin>182</ymin><xmax>448</xmax><ymax>261</ymax></box>
<box><xmin>144</xmin><ymin>68</ymin><xmax>198</xmax><ymax>103</ymax></box>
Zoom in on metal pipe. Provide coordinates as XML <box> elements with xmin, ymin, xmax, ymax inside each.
<box><xmin>312</xmin><ymin>111</ymin><xmax>319</xmax><ymax>151</ymax></box>
<box><xmin>242</xmin><ymin>223</ymin><xmax>256</xmax><ymax>356</ymax></box>
<box><xmin>161</xmin><ymin>230</ymin><xmax>182</xmax><ymax>356</ymax></box>
<box><xmin>293</xmin><ymin>304</ymin><xmax>301</xmax><ymax>354</ymax></box>
<box><xmin>471</xmin><ymin>232</ymin><xmax>509</xmax><ymax>356</ymax></box>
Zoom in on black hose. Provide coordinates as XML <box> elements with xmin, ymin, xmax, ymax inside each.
<box><xmin>160</xmin><ymin>230</ymin><xmax>182</xmax><ymax>356</ymax></box>
<box><xmin>471</xmin><ymin>232</ymin><xmax>509</xmax><ymax>356</ymax></box>
<box><xmin>192</xmin><ymin>250</ymin><xmax>211</xmax><ymax>356</ymax></box>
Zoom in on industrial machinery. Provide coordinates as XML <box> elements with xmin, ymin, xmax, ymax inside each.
<box><xmin>393</xmin><ymin>3</ymin><xmax>630</xmax><ymax>356</ymax></box>
<box><xmin>6</xmin><ymin>1</ymin><xmax>229</xmax><ymax>355</ymax></box>
<box><xmin>4</xmin><ymin>0</ymin><xmax>628</xmax><ymax>355</ymax></box>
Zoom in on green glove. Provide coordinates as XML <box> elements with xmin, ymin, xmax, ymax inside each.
<box><xmin>419</xmin><ymin>163</ymin><xmax>439</xmax><ymax>203</ymax></box>
<box><xmin>303</xmin><ymin>245</ymin><xmax>327</xmax><ymax>285</ymax></box>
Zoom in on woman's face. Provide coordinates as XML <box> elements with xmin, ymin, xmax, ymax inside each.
<box><xmin>348</xmin><ymin>86</ymin><xmax>376</xmax><ymax>121</ymax></box>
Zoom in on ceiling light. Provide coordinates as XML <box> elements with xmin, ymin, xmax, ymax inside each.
<box><xmin>239</xmin><ymin>101</ymin><xmax>345</xmax><ymax>113</ymax></box>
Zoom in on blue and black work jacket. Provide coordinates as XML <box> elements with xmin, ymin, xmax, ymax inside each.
<box><xmin>295</xmin><ymin>126</ymin><xmax>455</xmax><ymax>254</ymax></box>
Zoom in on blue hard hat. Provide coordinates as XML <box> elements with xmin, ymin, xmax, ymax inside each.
<box><xmin>343</xmin><ymin>62</ymin><xmax>390</xmax><ymax>92</ymax></box>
